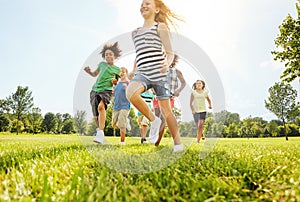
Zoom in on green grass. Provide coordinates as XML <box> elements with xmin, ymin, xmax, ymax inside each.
<box><xmin>0</xmin><ymin>134</ymin><xmax>299</xmax><ymax>201</ymax></box>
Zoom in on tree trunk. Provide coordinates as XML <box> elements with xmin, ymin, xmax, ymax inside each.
<box><xmin>283</xmin><ymin>121</ymin><xmax>288</xmax><ymax>141</ymax></box>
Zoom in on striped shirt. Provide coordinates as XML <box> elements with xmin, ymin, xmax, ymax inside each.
<box><xmin>132</xmin><ymin>23</ymin><xmax>167</xmax><ymax>82</ymax></box>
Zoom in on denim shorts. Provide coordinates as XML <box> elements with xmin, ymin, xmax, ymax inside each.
<box><xmin>131</xmin><ymin>74</ymin><xmax>170</xmax><ymax>100</ymax></box>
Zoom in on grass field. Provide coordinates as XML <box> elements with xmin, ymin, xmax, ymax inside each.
<box><xmin>0</xmin><ymin>134</ymin><xmax>299</xmax><ymax>201</ymax></box>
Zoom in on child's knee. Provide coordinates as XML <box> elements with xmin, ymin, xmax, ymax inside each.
<box><xmin>126</xmin><ymin>87</ymin><xmax>134</xmax><ymax>101</ymax></box>
<box><xmin>98</xmin><ymin>102</ymin><xmax>105</xmax><ymax>111</ymax></box>
<box><xmin>126</xmin><ymin>82</ymin><xmax>144</xmax><ymax>101</ymax></box>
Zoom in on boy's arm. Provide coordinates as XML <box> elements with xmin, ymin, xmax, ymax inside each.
<box><xmin>173</xmin><ymin>69</ymin><xmax>186</xmax><ymax>97</ymax></box>
<box><xmin>84</xmin><ymin>66</ymin><xmax>99</xmax><ymax>77</ymax></box>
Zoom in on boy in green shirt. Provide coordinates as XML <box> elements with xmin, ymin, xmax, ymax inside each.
<box><xmin>84</xmin><ymin>42</ymin><xmax>121</xmax><ymax>143</ymax></box>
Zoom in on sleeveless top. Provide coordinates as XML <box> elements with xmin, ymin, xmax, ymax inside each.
<box><xmin>132</xmin><ymin>23</ymin><xmax>167</xmax><ymax>82</ymax></box>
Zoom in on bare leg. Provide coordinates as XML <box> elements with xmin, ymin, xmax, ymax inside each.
<box><xmin>196</xmin><ymin>120</ymin><xmax>205</xmax><ymax>143</ymax></box>
<box><xmin>126</xmin><ymin>82</ymin><xmax>155</xmax><ymax>121</ymax></box>
<box><xmin>154</xmin><ymin>108</ymin><xmax>165</xmax><ymax>146</ymax></box>
<box><xmin>159</xmin><ymin>99</ymin><xmax>181</xmax><ymax>145</ymax></box>
<box><xmin>98</xmin><ymin>101</ymin><xmax>106</xmax><ymax>131</ymax></box>
<box><xmin>120</xmin><ymin>127</ymin><xmax>126</xmax><ymax>142</ymax></box>
<box><xmin>140</xmin><ymin>125</ymin><xmax>148</xmax><ymax>139</ymax></box>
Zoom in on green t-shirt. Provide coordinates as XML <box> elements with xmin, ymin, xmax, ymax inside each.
<box><xmin>92</xmin><ymin>61</ymin><xmax>121</xmax><ymax>92</ymax></box>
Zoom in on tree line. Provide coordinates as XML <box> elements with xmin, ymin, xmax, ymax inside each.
<box><xmin>0</xmin><ymin>85</ymin><xmax>299</xmax><ymax>139</ymax></box>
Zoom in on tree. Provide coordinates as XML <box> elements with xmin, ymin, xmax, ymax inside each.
<box><xmin>61</xmin><ymin>119</ymin><xmax>76</xmax><ymax>134</ymax></box>
<box><xmin>42</xmin><ymin>112</ymin><xmax>58</xmax><ymax>134</ymax></box>
<box><xmin>74</xmin><ymin>110</ymin><xmax>88</xmax><ymax>135</ymax></box>
<box><xmin>6</xmin><ymin>86</ymin><xmax>34</xmax><ymax>135</ymax></box>
<box><xmin>11</xmin><ymin>119</ymin><xmax>24</xmax><ymax>133</ymax></box>
<box><xmin>223</xmin><ymin>123</ymin><xmax>239</xmax><ymax>138</ymax></box>
<box><xmin>86</xmin><ymin>120</ymin><xmax>97</xmax><ymax>136</ymax></box>
<box><xmin>265</xmin><ymin>82</ymin><xmax>300</xmax><ymax>140</ymax></box>
<box><xmin>214</xmin><ymin>110</ymin><xmax>240</xmax><ymax>126</ymax></box>
<box><xmin>27</xmin><ymin>107</ymin><xmax>43</xmax><ymax>134</ymax></box>
<box><xmin>0</xmin><ymin>99</ymin><xmax>10</xmax><ymax>114</ymax></box>
<box><xmin>0</xmin><ymin>114</ymin><xmax>11</xmax><ymax>132</ymax></box>
<box><xmin>265</xmin><ymin>121</ymin><xmax>280</xmax><ymax>137</ymax></box>
<box><xmin>55</xmin><ymin>113</ymin><xmax>63</xmax><ymax>134</ymax></box>
<box><xmin>272</xmin><ymin>0</ymin><xmax>300</xmax><ymax>87</ymax></box>
<box><xmin>172</xmin><ymin>106</ymin><xmax>182</xmax><ymax>123</ymax></box>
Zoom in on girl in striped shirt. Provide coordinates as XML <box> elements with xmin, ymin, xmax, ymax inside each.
<box><xmin>126</xmin><ymin>0</ymin><xmax>183</xmax><ymax>152</ymax></box>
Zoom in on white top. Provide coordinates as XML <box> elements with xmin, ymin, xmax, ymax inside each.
<box><xmin>192</xmin><ymin>90</ymin><xmax>209</xmax><ymax>113</ymax></box>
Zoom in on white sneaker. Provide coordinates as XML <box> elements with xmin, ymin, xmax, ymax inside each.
<box><xmin>149</xmin><ymin>116</ymin><xmax>161</xmax><ymax>144</ymax></box>
<box><xmin>119</xmin><ymin>142</ymin><xmax>125</xmax><ymax>146</ymax></box>
<box><xmin>93</xmin><ymin>129</ymin><xmax>104</xmax><ymax>144</ymax></box>
<box><xmin>173</xmin><ymin>144</ymin><xmax>184</xmax><ymax>152</ymax></box>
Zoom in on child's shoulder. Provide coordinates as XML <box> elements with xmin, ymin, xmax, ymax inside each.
<box><xmin>98</xmin><ymin>61</ymin><xmax>107</xmax><ymax>66</ymax></box>
<box><xmin>157</xmin><ymin>23</ymin><xmax>167</xmax><ymax>30</ymax></box>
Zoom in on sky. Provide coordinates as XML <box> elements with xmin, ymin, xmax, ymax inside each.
<box><xmin>0</xmin><ymin>0</ymin><xmax>299</xmax><ymax>122</ymax></box>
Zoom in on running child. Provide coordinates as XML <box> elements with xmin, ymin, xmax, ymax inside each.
<box><xmin>190</xmin><ymin>80</ymin><xmax>212</xmax><ymax>144</ymax></box>
<box><xmin>126</xmin><ymin>0</ymin><xmax>184</xmax><ymax>152</ymax></box>
<box><xmin>84</xmin><ymin>42</ymin><xmax>122</xmax><ymax>143</ymax></box>
<box><xmin>112</xmin><ymin>67</ymin><xmax>131</xmax><ymax>145</ymax></box>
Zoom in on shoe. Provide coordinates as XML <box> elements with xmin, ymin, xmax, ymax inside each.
<box><xmin>149</xmin><ymin>116</ymin><xmax>161</xmax><ymax>144</ymax></box>
<box><xmin>119</xmin><ymin>142</ymin><xmax>125</xmax><ymax>146</ymax></box>
<box><xmin>173</xmin><ymin>144</ymin><xmax>184</xmax><ymax>152</ymax></box>
<box><xmin>141</xmin><ymin>138</ymin><xmax>147</xmax><ymax>144</ymax></box>
<box><xmin>93</xmin><ymin>129</ymin><xmax>104</xmax><ymax>144</ymax></box>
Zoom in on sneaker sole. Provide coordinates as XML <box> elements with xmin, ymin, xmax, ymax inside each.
<box><xmin>93</xmin><ymin>139</ymin><xmax>103</xmax><ymax>144</ymax></box>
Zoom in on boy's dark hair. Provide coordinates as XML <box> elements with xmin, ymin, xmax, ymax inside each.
<box><xmin>100</xmin><ymin>42</ymin><xmax>122</xmax><ymax>59</ymax></box>
<box><xmin>170</xmin><ymin>54</ymin><xmax>179</xmax><ymax>68</ymax></box>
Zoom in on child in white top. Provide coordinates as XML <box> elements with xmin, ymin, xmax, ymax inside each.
<box><xmin>190</xmin><ymin>80</ymin><xmax>212</xmax><ymax>144</ymax></box>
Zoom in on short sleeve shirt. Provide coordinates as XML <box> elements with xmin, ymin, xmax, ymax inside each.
<box><xmin>113</xmin><ymin>81</ymin><xmax>130</xmax><ymax>110</ymax></box>
<box><xmin>192</xmin><ymin>90</ymin><xmax>209</xmax><ymax>113</ymax></box>
<box><xmin>92</xmin><ymin>62</ymin><xmax>121</xmax><ymax>92</ymax></box>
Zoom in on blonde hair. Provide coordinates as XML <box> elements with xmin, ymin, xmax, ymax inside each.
<box><xmin>121</xmin><ymin>67</ymin><xmax>128</xmax><ymax>74</ymax></box>
<box><xmin>154</xmin><ymin>0</ymin><xmax>183</xmax><ymax>31</ymax></box>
